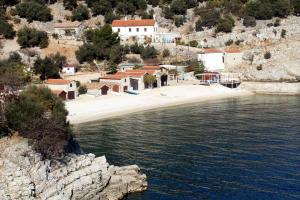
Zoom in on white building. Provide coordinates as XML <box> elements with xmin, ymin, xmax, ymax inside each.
<box><xmin>54</xmin><ymin>21</ymin><xmax>84</xmax><ymax>40</ymax></box>
<box><xmin>45</xmin><ymin>79</ymin><xmax>77</xmax><ymax>100</ymax></box>
<box><xmin>198</xmin><ymin>49</ymin><xmax>225</xmax><ymax>72</ymax></box>
<box><xmin>62</xmin><ymin>64</ymin><xmax>76</xmax><ymax>75</ymax></box>
<box><xmin>223</xmin><ymin>50</ymin><xmax>243</xmax><ymax>68</ymax></box>
<box><xmin>112</xmin><ymin>18</ymin><xmax>158</xmax><ymax>43</ymax></box>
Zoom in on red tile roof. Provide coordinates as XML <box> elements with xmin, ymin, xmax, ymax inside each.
<box><xmin>112</xmin><ymin>19</ymin><xmax>155</xmax><ymax>27</ymax></box>
<box><xmin>224</xmin><ymin>49</ymin><xmax>241</xmax><ymax>53</ymax></box>
<box><xmin>101</xmin><ymin>69</ymin><xmax>156</xmax><ymax>80</ymax></box>
<box><xmin>45</xmin><ymin>79</ymin><xmax>72</xmax><ymax>85</ymax></box>
<box><xmin>202</xmin><ymin>49</ymin><xmax>223</xmax><ymax>54</ymax></box>
<box><xmin>142</xmin><ymin>66</ymin><xmax>161</xmax><ymax>70</ymax></box>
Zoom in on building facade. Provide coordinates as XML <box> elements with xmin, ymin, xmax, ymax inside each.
<box><xmin>45</xmin><ymin>79</ymin><xmax>77</xmax><ymax>100</ymax></box>
<box><xmin>112</xmin><ymin>19</ymin><xmax>158</xmax><ymax>43</ymax></box>
<box><xmin>54</xmin><ymin>21</ymin><xmax>84</xmax><ymax>40</ymax></box>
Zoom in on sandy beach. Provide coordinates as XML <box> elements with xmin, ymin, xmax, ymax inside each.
<box><xmin>66</xmin><ymin>84</ymin><xmax>253</xmax><ymax>124</ymax></box>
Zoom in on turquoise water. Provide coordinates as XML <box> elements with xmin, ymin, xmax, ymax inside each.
<box><xmin>73</xmin><ymin>95</ymin><xmax>300</xmax><ymax>200</ymax></box>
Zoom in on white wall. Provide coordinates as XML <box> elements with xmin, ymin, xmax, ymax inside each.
<box><xmin>198</xmin><ymin>53</ymin><xmax>225</xmax><ymax>72</ymax></box>
<box><xmin>62</xmin><ymin>67</ymin><xmax>76</xmax><ymax>75</ymax></box>
<box><xmin>112</xmin><ymin>24</ymin><xmax>157</xmax><ymax>42</ymax></box>
<box><xmin>46</xmin><ymin>81</ymin><xmax>77</xmax><ymax>97</ymax></box>
<box><xmin>54</xmin><ymin>25</ymin><xmax>84</xmax><ymax>40</ymax></box>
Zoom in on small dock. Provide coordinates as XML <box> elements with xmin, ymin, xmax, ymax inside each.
<box><xmin>196</xmin><ymin>72</ymin><xmax>242</xmax><ymax>88</ymax></box>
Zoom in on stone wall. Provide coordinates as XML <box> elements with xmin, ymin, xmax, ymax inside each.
<box><xmin>0</xmin><ymin>135</ymin><xmax>147</xmax><ymax>200</ymax></box>
<box><xmin>240</xmin><ymin>82</ymin><xmax>300</xmax><ymax>94</ymax></box>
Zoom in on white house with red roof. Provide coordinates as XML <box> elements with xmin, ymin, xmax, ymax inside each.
<box><xmin>198</xmin><ymin>49</ymin><xmax>242</xmax><ymax>72</ymax></box>
<box><xmin>112</xmin><ymin>18</ymin><xmax>158</xmax><ymax>43</ymax></box>
<box><xmin>44</xmin><ymin>79</ymin><xmax>77</xmax><ymax>100</ymax></box>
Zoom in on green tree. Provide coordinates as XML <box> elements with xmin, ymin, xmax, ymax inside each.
<box><xmin>189</xmin><ymin>40</ymin><xmax>198</xmax><ymax>47</ymax></box>
<box><xmin>16</xmin><ymin>2</ymin><xmax>52</xmax><ymax>22</ymax></box>
<box><xmin>92</xmin><ymin>0</ymin><xmax>112</xmax><ymax>16</ymax></box>
<box><xmin>170</xmin><ymin>0</ymin><xmax>187</xmax><ymax>15</ymax></box>
<box><xmin>141</xmin><ymin>45</ymin><xmax>157</xmax><ymax>59</ymax></box>
<box><xmin>162</xmin><ymin>49</ymin><xmax>170</xmax><ymax>57</ymax></box>
<box><xmin>0</xmin><ymin>12</ymin><xmax>16</xmax><ymax>39</ymax></box>
<box><xmin>190</xmin><ymin>60</ymin><xmax>204</xmax><ymax>75</ymax></box>
<box><xmin>34</xmin><ymin>53</ymin><xmax>66</xmax><ymax>80</ymax></box>
<box><xmin>5</xmin><ymin>86</ymin><xmax>73</xmax><ymax>159</ymax></box>
<box><xmin>174</xmin><ymin>16</ymin><xmax>185</xmax><ymax>27</ymax></box>
<box><xmin>78</xmin><ymin>85</ymin><xmax>87</xmax><ymax>94</ymax></box>
<box><xmin>195</xmin><ymin>9</ymin><xmax>220</xmax><ymax>31</ymax></box>
<box><xmin>216</xmin><ymin>15</ymin><xmax>235</xmax><ymax>33</ymax></box>
<box><xmin>63</xmin><ymin>0</ymin><xmax>77</xmax><ymax>10</ymax></box>
<box><xmin>17</xmin><ymin>27</ymin><xmax>49</xmax><ymax>48</ymax></box>
<box><xmin>243</xmin><ymin>16</ymin><xmax>256</xmax><ymax>27</ymax></box>
<box><xmin>71</xmin><ymin>4</ymin><xmax>90</xmax><ymax>21</ymax></box>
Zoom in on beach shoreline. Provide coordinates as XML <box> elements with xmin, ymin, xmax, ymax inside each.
<box><xmin>66</xmin><ymin>84</ymin><xmax>253</xmax><ymax>124</ymax></box>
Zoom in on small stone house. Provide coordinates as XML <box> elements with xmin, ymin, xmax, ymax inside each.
<box><xmin>54</xmin><ymin>21</ymin><xmax>84</xmax><ymax>40</ymax></box>
<box><xmin>45</xmin><ymin>79</ymin><xmax>77</xmax><ymax>100</ymax></box>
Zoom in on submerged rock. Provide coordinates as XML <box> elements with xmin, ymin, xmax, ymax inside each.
<box><xmin>0</xmin><ymin>135</ymin><xmax>147</xmax><ymax>200</ymax></box>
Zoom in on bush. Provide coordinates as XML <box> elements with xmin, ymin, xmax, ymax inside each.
<box><xmin>216</xmin><ymin>15</ymin><xmax>235</xmax><ymax>33</ymax></box>
<box><xmin>16</xmin><ymin>2</ymin><xmax>52</xmax><ymax>22</ymax></box>
<box><xmin>225</xmin><ymin>39</ymin><xmax>234</xmax><ymax>46</ymax></box>
<box><xmin>174</xmin><ymin>16</ymin><xmax>185</xmax><ymax>27</ymax></box>
<box><xmin>17</xmin><ymin>27</ymin><xmax>49</xmax><ymax>48</ymax></box>
<box><xmin>63</xmin><ymin>0</ymin><xmax>77</xmax><ymax>10</ymax></box>
<box><xmin>195</xmin><ymin>9</ymin><xmax>220</xmax><ymax>31</ymax></box>
<box><xmin>189</xmin><ymin>40</ymin><xmax>198</xmax><ymax>47</ymax></box>
<box><xmin>243</xmin><ymin>16</ymin><xmax>256</xmax><ymax>27</ymax></box>
<box><xmin>264</xmin><ymin>51</ymin><xmax>271</xmax><ymax>59</ymax></box>
<box><xmin>281</xmin><ymin>29</ymin><xmax>287</xmax><ymax>38</ymax></box>
<box><xmin>141</xmin><ymin>45</ymin><xmax>157</xmax><ymax>59</ymax></box>
<box><xmin>34</xmin><ymin>53</ymin><xmax>66</xmax><ymax>80</ymax></box>
<box><xmin>274</xmin><ymin>18</ymin><xmax>281</xmax><ymax>27</ymax></box>
<box><xmin>52</xmin><ymin>33</ymin><xmax>59</xmax><ymax>39</ymax></box>
<box><xmin>257</xmin><ymin>64</ymin><xmax>263</xmax><ymax>71</ymax></box>
<box><xmin>170</xmin><ymin>0</ymin><xmax>187</xmax><ymax>15</ymax></box>
<box><xmin>5</xmin><ymin>86</ymin><xmax>73</xmax><ymax>159</ymax></box>
<box><xmin>162</xmin><ymin>49</ymin><xmax>170</xmax><ymax>57</ymax></box>
<box><xmin>235</xmin><ymin>39</ymin><xmax>244</xmax><ymax>45</ymax></box>
<box><xmin>92</xmin><ymin>0</ymin><xmax>112</xmax><ymax>16</ymax></box>
<box><xmin>78</xmin><ymin>85</ymin><xmax>87</xmax><ymax>94</ymax></box>
<box><xmin>71</xmin><ymin>4</ymin><xmax>90</xmax><ymax>21</ymax></box>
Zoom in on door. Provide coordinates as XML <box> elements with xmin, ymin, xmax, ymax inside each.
<box><xmin>67</xmin><ymin>91</ymin><xmax>75</xmax><ymax>100</ymax></box>
<box><xmin>101</xmin><ymin>86</ymin><xmax>109</xmax><ymax>95</ymax></box>
<box><xmin>112</xmin><ymin>85</ymin><xmax>119</xmax><ymax>92</ymax></box>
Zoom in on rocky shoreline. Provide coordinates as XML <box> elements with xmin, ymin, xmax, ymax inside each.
<box><xmin>0</xmin><ymin>135</ymin><xmax>147</xmax><ymax>200</ymax></box>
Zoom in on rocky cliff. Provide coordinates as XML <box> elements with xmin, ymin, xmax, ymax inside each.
<box><xmin>0</xmin><ymin>135</ymin><xmax>147</xmax><ymax>200</ymax></box>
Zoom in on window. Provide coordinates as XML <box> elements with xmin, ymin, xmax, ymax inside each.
<box><xmin>136</xmin><ymin>28</ymin><xmax>139</xmax><ymax>32</ymax></box>
<box><xmin>118</xmin><ymin>28</ymin><xmax>120</xmax><ymax>32</ymax></box>
<box><xmin>70</xmin><ymin>83</ymin><xmax>73</xmax><ymax>87</ymax></box>
<box><xmin>129</xmin><ymin>28</ymin><xmax>131</xmax><ymax>32</ymax></box>
<box><xmin>144</xmin><ymin>28</ymin><xmax>147</xmax><ymax>32</ymax></box>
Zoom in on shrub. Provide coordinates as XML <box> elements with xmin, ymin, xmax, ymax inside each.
<box><xmin>257</xmin><ymin>64</ymin><xmax>263</xmax><ymax>71</ymax></box>
<box><xmin>189</xmin><ymin>40</ymin><xmax>198</xmax><ymax>47</ymax></box>
<box><xmin>130</xmin><ymin>43</ymin><xmax>144</xmax><ymax>54</ymax></box>
<box><xmin>264</xmin><ymin>51</ymin><xmax>271</xmax><ymax>59</ymax></box>
<box><xmin>71</xmin><ymin>4</ymin><xmax>90</xmax><ymax>21</ymax></box>
<box><xmin>235</xmin><ymin>39</ymin><xmax>244</xmax><ymax>45</ymax></box>
<box><xmin>274</xmin><ymin>18</ymin><xmax>281</xmax><ymax>27</ymax></box>
<box><xmin>63</xmin><ymin>0</ymin><xmax>77</xmax><ymax>10</ymax></box>
<box><xmin>17</xmin><ymin>27</ymin><xmax>49</xmax><ymax>48</ymax></box>
<box><xmin>174</xmin><ymin>16</ymin><xmax>185</xmax><ymax>27</ymax></box>
<box><xmin>225</xmin><ymin>39</ymin><xmax>234</xmax><ymax>46</ymax></box>
<box><xmin>141</xmin><ymin>45</ymin><xmax>157</xmax><ymax>59</ymax></box>
<box><xmin>92</xmin><ymin>0</ymin><xmax>112</xmax><ymax>16</ymax></box>
<box><xmin>216</xmin><ymin>16</ymin><xmax>235</xmax><ymax>33</ymax></box>
<box><xmin>16</xmin><ymin>2</ymin><xmax>52</xmax><ymax>22</ymax></box>
<box><xmin>281</xmin><ymin>29</ymin><xmax>287</xmax><ymax>38</ymax></box>
<box><xmin>34</xmin><ymin>53</ymin><xmax>66</xmax><ymax>80</ymax></box>
<box><xmin>52</xmin><ymin>33</ymin><xmax>59</xmax><ymax>39</ymax></box>
<box><xmin>5</xmin><ymin>86</ymin><xmax>73</xmax><ymax>159</ymax></box>
<box><xmin>243</xmin><ymin>16</ymin><xmax>256</xmax><ymax>27</ymax></box>
<box><xmin>170</xmin><ymin>0</ymin><xmax>187</xmax><ymax>15</ymax></box>
<box><xmin>195</xmin><ymin>9</ymin><xmax>220</xmax><ymax>31</ymax></box>
<box><xmin>162</xmin><ymin>49</ymin><xmax>170</xmax><ymax>57</ymax></box>
<box><xmin>78</xmin><ymin>85</ymin><xmax>87</xmax><ymax>94</ymax></box>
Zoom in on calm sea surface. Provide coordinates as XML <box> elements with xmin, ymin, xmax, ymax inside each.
<box><xmin>73</xmin><ymin>95</ymin><xmax>300</xmax><ymax>200</ymax></box>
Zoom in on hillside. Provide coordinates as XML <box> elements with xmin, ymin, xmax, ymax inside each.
<box><xmin>0</xmin><ymin>0</ymin><xmax>299</xmax><ymax>81</ymax></box>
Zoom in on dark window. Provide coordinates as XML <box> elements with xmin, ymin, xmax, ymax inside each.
<box><xmin>144</xmin><ymin>28</ymin><xmax>147</xmax><ymax>32</ymax></box>
<box><xmin>136</xmin><ymin>28</ymin><xmax>139</xmax><ymax>32</ymax></box>
<box><xmin>129</xmin><ymin>28</ymin><xmax>131</xmax><ymax>32</ymax></box>
<box><xmin>118</xmin><ymin>28</ymin><xmax>120</xmax><ymax>32</ymax></box>
<box><xmin>70</xmin><ymin>83</ymin><xmax>72</xmax><ymax>87</ymax></box>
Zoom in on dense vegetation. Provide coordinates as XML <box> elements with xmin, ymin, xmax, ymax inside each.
<box><xmin>34</xmin><ymin>53</ymin><xmax>66</xmax><ymax>80</ymax></box>
<box><xmin>5</xmin><ymin>86</ymin><xmax>74</xmax><ymax>159</ymax></box>
<box><xmin>17</xmin><ymin>27</ymin><xmax>49</xmax><ymax>48</ymax></box>
<box><xmin>0</xmin><ymin>11</ymin><xmax>15</xmax><ymax>39</ymax></box>
<box><xmin>16</xmin><ymin>1</ymin><xmax>52</xmax><ymax>22</ymax></box>
<box><xmin>76</xmin><ymin>24</ymin><xmax>122</xmax><ymax>64</ymax></box>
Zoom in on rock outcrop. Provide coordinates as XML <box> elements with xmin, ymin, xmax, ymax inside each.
<box><xmin>0</xmin><ymin>135</ymin><xmax>147</xmax><ymax>200</ymax></box>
